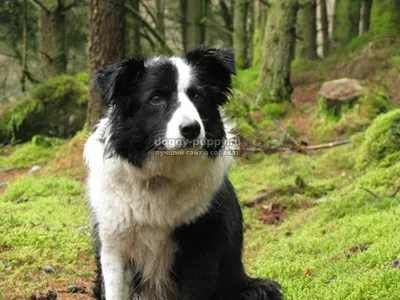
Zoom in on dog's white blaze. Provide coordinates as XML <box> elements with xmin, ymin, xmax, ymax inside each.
<box><xmin>165</xmin><ymin>58</ymin><xmax>205</xmax><ymax>147</ymax></box>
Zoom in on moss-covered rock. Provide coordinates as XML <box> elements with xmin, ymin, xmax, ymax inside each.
<box><xmin>0</xmin><ymin>75</ymin><xmax>88</xmax><ymax>144</ymax></box>
<box><xmin>357</xmin><ymin>109</ymin><xmax>400</xmax><ymax>169</ymax></box>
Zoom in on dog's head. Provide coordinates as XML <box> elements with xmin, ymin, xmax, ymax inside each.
<box><xmin>95</xmin><ymin>46</ymin><xmax>236</xmax><ymax>168</ymax></box>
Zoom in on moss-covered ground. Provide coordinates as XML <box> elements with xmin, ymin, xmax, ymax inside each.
<box><xmin>1</xmin><ymin>37</ymin><xmax>400</xmax><ymax>299</ymax></box>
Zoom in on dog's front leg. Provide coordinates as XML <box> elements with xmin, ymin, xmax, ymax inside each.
<box><xmin>101</xmin><ymin>246</ymin><xmax>130</xmax><ymax>300</ymax></box>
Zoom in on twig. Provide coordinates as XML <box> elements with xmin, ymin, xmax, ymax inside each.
<box><xmin>304</xmin><ymin>139</ymin><xmax>350</xmax><ymax>150</ymax></box>
<box><xmin>30</xmin><ymin>0</ymin><xmax>50</xmax><ymax>13</ymax></box>
<box><xmin>390</xmin><ymin>186</ymin><xmax>400</xmax><ymax>198</ymax></box>
<box><xmin>360</xmin><ymin>187</ymin><xmax>380</xmax><ymax>200</ymax></box>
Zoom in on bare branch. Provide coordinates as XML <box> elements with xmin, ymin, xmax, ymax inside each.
<box><xmin>125</xmin><ymin>3</ymin><xmax>173</xmax><ymax>54</ymax></box>
<box><xmin>139</xmin><ymin>0</ymin><xmax>158</xmax><ymax>27</ymax></box>
<box><xmin>30</xmin><ymin>0</ymin><xmax>50</xmax><ymax>13</ymax></box>
<box><xmin>360</xmin><ymin>188</ymin><xmax>380</xmax><ymax>200</ymax></box>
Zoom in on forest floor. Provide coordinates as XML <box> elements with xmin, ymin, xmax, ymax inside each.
<box><xmin>1</xmin><ymin>37</ymin><xmax>400</xmax><ymax>299</ymax></box>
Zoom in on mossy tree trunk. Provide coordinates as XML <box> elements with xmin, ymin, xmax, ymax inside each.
<box><xmin>181</xmin><ymin>0</ymin><xmax>208</xmax><ymax>52</ymax></box>
<box><xmin>87</xmin><ymin>0</ymin><xmax>126</xmax><ymax>129</ymax></box>
<box><xmin>320</xmin><ymin>0</ymin><xmax>330</xmax><ymax>57</ymax></box>
<box><xmin>295</xmin><ymin>0</ymin><xmax>318</xmax><ymax>60</ymax></box>
<box><xmin>370</xmin><ymin>0</ymin><xmax>400</xmax><ymax>36</ymax></box>
<box><xmin>361</xmin><ymin>0</ymin><xmax>372</xmax><ymax>33</ymax></box>
<box><xmin>332</xmin><ymin>0</ymin><xmax>362</xmax><ymax>49</ymax></box>
<box><xmin>38</xmin><ymin>0</ymin><xmax>68</xmax><ymax>79</ymax></box>
<box><xmin>128</xmin><ymin>0</ymin><xmax>141</xmax><ymax>56</ymax></box>
<box><xmin>252</xmin><ymin>0</ymin><xmax>267</xmax><ymax>66</ymax></box>
<box><xmin>234</xmin><ymin>0</ymin><xmax>249</xmax><ymax>69</ymax></box>
<box><xmin>258</xmin><ymin>0</ymin><xmax>298</xmax><ymax>103</ymax></box>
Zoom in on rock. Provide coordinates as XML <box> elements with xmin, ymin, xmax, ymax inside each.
<box><xmin>43</xmin><ymin>265</ymin><xmax>55</xmax><ymax>274</ymax></box>
<box><xmin>28</xmin><ymin>165</ymin><xmax>41</xmax><ymax>174</ymax></box>
<box><xmin>319</xmin><ymin>78</ymin><xmax>363</xmax><ymax>117</ymax></box>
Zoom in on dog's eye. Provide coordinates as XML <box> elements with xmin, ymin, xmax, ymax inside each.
<box><xmin>149</xmin><ymin>96</ymin><xmax>165</xmax><ymax>106</ymax></box>
<box><xmin>192</xmin><ymin>94</ymin><xmax>203</xmax><ymax>103</ymax></box>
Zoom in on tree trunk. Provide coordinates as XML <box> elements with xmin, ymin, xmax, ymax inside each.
<box><xmin>332</xmin><ymin>0</ymin><xmax>362</xmax><ymax>49</ymax></box>
<box><xmin>320</xmin><ymin>0</ymin><xmax>330</xmax><ymax>57</ymax></box>
<box><xmin>87</xmin><ymin>0</ymin><xmax>126</xmax><ymax>129</ymax></box>
<box><xmin>156</xmin><ymin>0</ymin><xmax>165</xmax><ymax>40</ymax></box>
<box><xmin>252</xmin><ymin>0</ymin><xmax>267</xmax><ymax>66</ymax></box>
<box><xmin>361</xmin><ymin>0</ymin><xmax>372</xmax><ymax>33</ymax></box>
<box><xmin>295</xmin><ymin>0</ymin><xmax>318</xmax><ymax>60</ymax></box>
<box><xmin>258</xmin><ymin>0</ymin><xmax>298</xmax><ymax>103</ymax></box>
<box><xmin>234</xmin><ymin>0</ymin><xmax>249</xmax><ymax>69</ymax></box>
<box><xmin>219</xmin><ymin>0</ymin><xmax>233</xmax><ymax>47</ymax></box>
<box><xmin>370</xmin><ymin>0</ymin><xmax>400</xmax><ymax>36</ymax></box>
<box><xmin>181</xmin><ymin>0</ymin><xmax>208</xmax><ymax>52</ymax></box>
<box><xmin>129</xmin><ymin>0</ymin><xmax>141</xmax><ymax>56</ymax></box>
<box><xmin>38</xmin><ymin>0</ymin><xmax>67</xmax><ymax>79</ymax></box>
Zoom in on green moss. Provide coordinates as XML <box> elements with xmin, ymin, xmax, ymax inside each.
<box><xmin>357</xmin><ymin>109</ymin><xmax>400</xmax><ymax>169</ymax></box>
<box><xmin>0</xmin><ymin>137</ymin><xmax>65</xmax><ymax>170</ymax></box>
<box><xmin>0</xmin><ymin>75</ymin><xmax>88</xmax><ymax>144</ymax></box>
<box><xmin>0</xmin><ymin>176</ymin><xmax>93</xmax><ymax>295</ymax></box>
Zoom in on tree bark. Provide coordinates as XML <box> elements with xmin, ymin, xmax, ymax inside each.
<box><xmin>319</xmin><ymin>0</ymin><xmax>330</xmax><ymax>57</ymax></box>
<box><xmin>219</xmin><ymin>0</ymin><xmax>233</xmax><ymax>47</ymax></box>
<box><xmin>128</xmin><ymin>0</ymin><xmax>141</xmax><ymax>56</ymax></box>
<box><xmin>252</xmin><ymin>0</ymin><xmax>267</xmax><ymax>66</ymax></box>
<box><xmin>156</xmin><ymin>0</ymin><xmax>165</xmax><ymax>40</ymax></box>
<box><xmin>38</xmin><ymin>0</ymin><xmax>67</xmax><ymax>79</ymax></box>
<box><xmin>258</xmin><ymin>0</ymin><xmax>298</xmax><ymax>103</ymax></box>
<box><xmin>370</xmin><ymin>0</ymin><xmax>400</xmax><ymax>35</ymax></box>
<box><xmin>295</xmin><ymin>0</ymin><xmax>318</xmax><ymax>60</ymax></box>
<box><xmin>87</xmin><ymin>0</ymin><xmax>126</xmax><ymax>129</ymax></box>
<box><xmin>361</xmin><ymin>0</ymin><xmax>372</xmax><ymax>33</ymax></box>
<box><xmin>234</xmin><ymin>0</ymin><xmax>249</xmax><ymax>69</ymax></box>
<box><xmin>181</xmin><ymin>0</ymin><xmax>208</xmax><ymax>52</ymax></box>
<box><xmin>332</xmin><ymin>0</ymin><xmax>362</xmax><ymax>49</ymax></box>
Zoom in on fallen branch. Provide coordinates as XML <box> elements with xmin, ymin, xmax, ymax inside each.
<box><xmin>304</xmin><ymin>139</ymin><xmax>350</xmax><ymax>150</ymax></box>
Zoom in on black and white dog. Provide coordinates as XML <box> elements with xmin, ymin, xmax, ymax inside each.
<box><xmin>84</xmin><ymin>46</ymin><xmax>283</xmax><ymax>300</ymax></box>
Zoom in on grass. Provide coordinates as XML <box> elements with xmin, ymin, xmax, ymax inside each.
<box><xmin>1</xmin><ymin>124</ymin><xmax>399</xmax><ymax>298</ymax></box>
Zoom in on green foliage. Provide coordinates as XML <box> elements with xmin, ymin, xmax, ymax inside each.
<box><xmin>0</xmin><ymin>75</ymin><xmax>88</xmax><ymax>144</ymax></box>
<box><xmin>74</xmin><ymin>72</ymin><xmax>89</xmax><ymax>85</ymax></box>
<box><xmin>262</xmin><ymin>103</ymin><xmax>287</xmax><ymax>119</ymax></box>
<box><xmin>357</xmin><ymin>109</ymin><xmax>400</xmax><ymax>169</ymax></box>
<box><xmin>0</xmin><ymin>137</ymin><xmax>64</xmax><ymax>170</ymax></box>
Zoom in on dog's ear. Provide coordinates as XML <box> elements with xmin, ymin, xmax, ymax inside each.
<box><xmin>184</xmin><ymin>46</ymin><xmax>236</xmax><ymax>106</ymax></box>
<box><xmin>94</xmin><ymin>57</ymin><xmax>145</xmax><ymax>106</ymax></box>
<box><xmin>184</xmin><ymin>45</ymin><xmax>236</xmax><ymax>76</ymax></box>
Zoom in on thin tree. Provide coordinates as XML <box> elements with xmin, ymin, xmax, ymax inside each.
<box><xmin>128</xmin><ymin>0</ymin><xmax>141</xmax><ymax>56</ymax></box>
<box><xmin>258</xmin><ymin>0</ymin><xmax>298</xmax><ymax>103</ymax></box>
<box><xmin>295</xmin><ymin>0</ymin><xmax>318</xmax><ymax>60</ymax></box>
<box><xmin>319</xmin><ymin>0</ymin><xmax>330</xmax><ymax>57</ymax></box>
<box><xmin>87</xmin><ymin>0</ymin><xmax>126</xmax><ymax>128</ymax></box>
<box><xmin>234</xmin><ymin>0</ymin><xmax>249</xmax><ymax>69</ymax></box>
<box><xmin>361</xmin><ymin>0</ymin><xmax>372</xmax><ymax>33</ymax></box>
<box><xmin>32</xmin><ymin>0</ymin><xmax>81</xmax><ymax>79</ymax></box>
<box><xmin>180</xmin><ymin>0</ymin><xmax>208</xmax><ymax>52</ymax></box>
<box><xmin>332</xmin><ymin>0</ymin><xmax>362</xmax><ymax>49</ymax></box>
<box><xmin>219</xmin><ymin>0</ymin><xmax>233</xmax><ymax>47</ymax></box>
<box><xmin>370</xmin><ymin>0</ymin><xmax>400</xmax><ymax>36</ymax></box>
<box><xmin>252</xmin><ymin>0</ymin><xmax>267</xmax><ymax>66</ymax></box>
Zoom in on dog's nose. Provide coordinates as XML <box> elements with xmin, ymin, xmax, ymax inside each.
<box><xmin>179</xmin><ymin>121</ymin><xmax>201</xmax><ymax>139</ymax></box>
